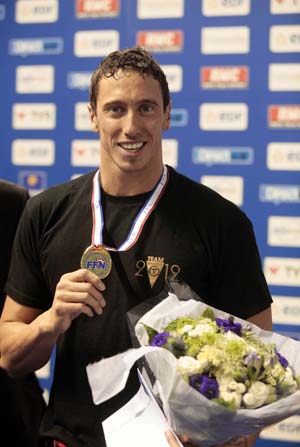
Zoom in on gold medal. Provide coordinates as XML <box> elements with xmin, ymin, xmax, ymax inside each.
<box><xmin>80</xmin><ymin>245</ymin><xmax>112</xmax><ymax>279</ymax></box>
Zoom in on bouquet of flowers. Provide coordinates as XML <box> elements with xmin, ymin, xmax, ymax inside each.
<box><xmin>146</xmin><ymin>307</ymin><xmax>299</xmax><ymax>411</ymax></box>
<box><xmin>87</xmin><ymin>290</ymin><xmax>300</xmax><ymax>446</ymax></box>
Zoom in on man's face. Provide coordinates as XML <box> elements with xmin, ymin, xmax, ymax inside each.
<box><xmin>89</xmin><ymin>69</ymin><xmax>170</xmax><ymax>177</ymax></box>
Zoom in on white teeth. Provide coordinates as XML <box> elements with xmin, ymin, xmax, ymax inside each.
<box><xmin>120</xmin><ymin>142</ymin><xmax>144</xmax><ymax>150</ymax></box>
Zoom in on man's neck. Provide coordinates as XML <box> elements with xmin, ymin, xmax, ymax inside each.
<box><xmin>99</xmin><ymin>166</ymin><xmax>164</xmax><ymax>197</ymax></box>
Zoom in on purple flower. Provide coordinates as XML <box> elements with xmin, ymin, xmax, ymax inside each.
<box><xmin>151</xmin><ymin>332</ymin><xmax>170</xmax><ymax>347</ymax></box>
<box><xmin>189</xmin><ymin>374</ymin><xmax>219</xmax><ymax>399</ymax></box>
<box><xmin>244</xmin><ymin>352</ymin><xmax>263</xmax><ymax>379</ymax></box>
<box><xmin>244</xmin><ymin>352</ymin><xmax>262</xmax><ymax>370</ymax></box>
<box><xmin>276</xmin><ymin>351</ymin><xmax>289</xmax><ymax>368</ymax></box>
<box><xmin>216</xmin><ymin>317</ymin><xmax>242</xmax><ymax>336</ymax></box>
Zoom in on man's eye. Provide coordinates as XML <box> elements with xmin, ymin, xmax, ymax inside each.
<box><xmin>140</xmin><ymin>104</ymin><xmax>154</xmax><ymax>113</ymax></box>
<box><xmin>110</xmin><ymin>106</ymin><xmax>123</xmax><ymax>113</ymax></box>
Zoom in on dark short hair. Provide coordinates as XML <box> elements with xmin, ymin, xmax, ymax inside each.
<box><xmin>89</xmin><ymin>47</ymin><xmax>170</xmax><ymax>111</ymax></box>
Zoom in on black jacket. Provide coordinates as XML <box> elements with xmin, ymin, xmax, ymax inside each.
<box><xmin>0</xmin><ymin>179</ymin><xmax>46</xmax><ymax>447</ymax></box>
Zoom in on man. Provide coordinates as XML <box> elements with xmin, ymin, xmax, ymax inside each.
<box><xmin>0</xmin><ymin>48</ymin><xmax>272</xmax><ymax>447</ymax></box>
<box><xmin>0</xmin><ymin>180</ymin><xmax>46</xmax><ymax>446</ymax></box>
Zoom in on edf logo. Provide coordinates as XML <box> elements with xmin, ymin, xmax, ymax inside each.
<box><xmin>87</xmin><ymin>260</ymin><xmax>106</xmax><ymax>269</ymax></box>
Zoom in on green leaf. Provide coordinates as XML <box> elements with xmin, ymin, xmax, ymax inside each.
<box><xmin>142</xmin><ymin>324</ymin><xmax>158</xmax><ymax>344</ymax></box>
<box><xmin>201</xmin><ymin>307</ymin><xmax>215</xmax><ymax>321</ymax></box>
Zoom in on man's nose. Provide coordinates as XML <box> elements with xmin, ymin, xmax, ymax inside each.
<box><xmin>123</xmin><ymin>111</ymin><xmax>141</xmax><ymax>137</ymax></box>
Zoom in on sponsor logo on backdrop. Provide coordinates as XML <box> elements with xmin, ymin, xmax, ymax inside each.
<box><xmin>200</xmin><ymin>175</ymin><xmax>243</xmax><ymax>206</ymax></box>
<box><xmin>259</xmin><ymin>184</ymin><xmax>300</xmax><ymax>204</ymax></box>
<box><xmin>71</xmin><ymin>140</ymin><xmax>100</xmax><ymax>167</ymax></box>
<box><xmin>0</xmin><ymin>4</ymin><xmax>5</xmax><ymax>20</ymax></box>
<box><xmin>16</xmin><ymin>65</ymin><xmax>54</xmax><ymax>93</ymax></box>
<box><xmin>9</xmin><ymin>37</ymin><xmax>63</xmax><ymax>56</ymax></box>
<box><xmin>201</xmin><ymin>66</ymin><xmax>249</xmax><ymax>89</ymax></box>
<box><xmin>267</xmin><ymin>142</ymin><xmax>300</xmax><ymax>170</ymax></box>
<box><xmin>201</xmin><ymin>26</ymin><xmax>250</xmax><ymax>54</ymax></box>
<box><xmin>137</xmin><ymin>30</ymin><xmax>183</xmax><ymax>52</ymax></box>
<box><xmin>272</xmin><ymin>296</ymin><xmax>300</xmax><ymax>325</ymax></box>
<box><xmin>269</xmin><ymin>63</ymin><xmax>300</xmax><ymax>91</ymax></box>
<box><xmin>12</xmin><ymin>103</ymin><xmax>56</xmax><ymax>129</ymax></box>
<box><xmin>268</xmin><ymin>216</ymin><xmax>300</xmax><ymax>247</ymax></box>
<box><xmin>264</xmin><ymin>257</ymin><xmax>300</xmax><ymax>287</ymax></box>
<box><xmin>202</xmin><ymin>0</ymin><xmax>250</xmax><ymax>16</ymax></box>
<box><xmin>74</xmin><ymin>30</ymin><xmax>119</xmax><ymax>57</ymax></box>
<box><xmin>137</xmin><ymin>0</ymin><xmax>184</xmax><ymax>19</ymax></box>
<box><xmin>161</xmin><ymin>65</ymin><xmax>182</xmax><ymax>92</ymax></box>
<box><xmin>170</xmin><ymin>109</ymin><xmax>188</xmax><ymax>126</ymax></box>
<box><xmin>162</xmin><ymin>139</ymin><xmax>178</xmax><ymax>168</ymax></box>
<box><xmin>76</xmin><ymin>0</ymin><xmax>119</xmax><ymax>18</ymax></box>
<box><xmin>12</xmin><ymin>140</ymin><xmax>55</xmax><ymax>166</ymax></box>
<box><xmin>199</xmin><ymin>103</ymin><xmax>248</xmax><ymax>131</ymax></box>
<box><xmin>15</xmin><ymin>0</ymin><xmax>58</xmax><ymax>23</ymax></box>
<box><xmin>260</xmin><ymin>415</ymin><xmax>300</xmax><ymax>442</ymax></box>
<box><xmin>18</xmin><ymin>171</ymin><xmax>47</xmax><ymax>195</ymax></box>
<box><xmin>271</xmin><ymin>0</ymin><xmax>300</xmax><ymax>14</ymax></box>
<box><xmin>67</xmin><ymin>71</ymin><xmax>92</xmax><ymax>90</ymax></box>
<box><xmin>192</xmin><ymin>147</ymin><xmax>253</xmax><ymax>166</ymax></box>
<box><xmin>268</xmin><ymin>105</ymin><xmax>300</xmax><ymax>128</ymax></box>
<box><xmin>71</xmin><ymin>140</ymin><xmax>99</xmax><ymax>167</ymax></box>
<box><xmin>270</xmin><ymin>25</ymin><xmax>300</xmax><ymax>52</ymax></box>
<box><xmin>74</xmin><ymin>102</ymin><xmax>91</xmax><ymax>131</ymax></box>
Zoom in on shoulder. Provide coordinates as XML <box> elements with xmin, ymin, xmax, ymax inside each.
<box><xmin>0</xmin><ymin>180</ymin><xmax>29</xmax><ymax>223</ymax></box>
<box><xmin>0</xmin><ymin>179</ymin><xmax>29</xmax><ymax>203</ymax></box>
<box><xmin>27</xmin><ymin>171</ymin><xmax>95</xmax><ymax>213</ymax></box>
<box><xmin>167</xmin><ymin>167</ymin><xmax>248</xmax><ymax>225</ymax></box>
<box><xmin>17</xmin><ymin>172</ymin><xmax>96</xmax><ymax>234</ymax></box>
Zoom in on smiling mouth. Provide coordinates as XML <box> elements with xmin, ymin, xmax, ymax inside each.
<box><xmin>118</xmin><ymin>142</ymin><xmax>145</xmax><ymax>152</ymax></box>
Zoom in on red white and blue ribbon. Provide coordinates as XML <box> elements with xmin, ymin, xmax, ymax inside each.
<box><xmin>91</xmin><ymin>165</ymin><xmax>169</xmax><ymax>251</ymax></box>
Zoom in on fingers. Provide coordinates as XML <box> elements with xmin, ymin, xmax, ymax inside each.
<box><xmin>165</xmin><ymin>431</ymin><xmax>199</xmax><ymax>447</ymax></box>
<box><xmin>65</xmin><ymin>268</ymin><xmax>106</xmax><ymax>293</ymax></box>
<box><xmin>54</xmin><ymin>269</ymin><xmax>107</xmax><ymax>318</ymax></box>
<box><xmin>165</xmin><ymin>430</ymin><xmax>181</xmax><ymax>447</ymax></box>
<box><xmin>66</xmin><ymin>270</ymin><xmax>106</xmax><ymax>307</ymax></box>
<box><xmin>178</xmin><ymin>434</ymin><xmax>191</xmax><ymax>444</ymax></box>
<box><xmin>165</xmin><ymin>431</ymin><xmax>193</xmax><ymax>447</ymax></box>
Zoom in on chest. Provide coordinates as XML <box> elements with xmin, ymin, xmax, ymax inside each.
<box><xmin>41</xmin><ymin>198</ymin><xmax>209</xmax><ymax>296</ymax></box>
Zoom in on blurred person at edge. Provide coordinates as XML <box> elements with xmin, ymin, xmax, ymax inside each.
<box><xmin>0</xmin><ymin>48</ymin><xmax>272</xmax><ymax>447</ymax></box>
<box><xmin>0</xmin><ymin>179</ymin><xmax>46</xmax><ymax>446</ymax></box>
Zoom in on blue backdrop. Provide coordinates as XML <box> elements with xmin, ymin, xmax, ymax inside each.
<box><xmin>0</xmin><ymin>1</ymin><xmax>299</xmax><ymax>445</ymax></box>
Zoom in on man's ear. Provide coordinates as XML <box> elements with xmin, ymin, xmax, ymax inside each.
<box><xmin>163</xmin><ymin>102</ymin><xmax>171</xmax><ymax>131</ymax></box>
<box><xmin>87</xmin><ymin>104</ymin><xmax>99</xmax><ymax>133</ymax></box>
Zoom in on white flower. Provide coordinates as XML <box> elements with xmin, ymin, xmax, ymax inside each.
<box><xmin>223</xmin><ymin>331</ymin><xmax>243</xmax><ymax>341</ymax></box>
<box><xmin>219</xmin><ymin>390</ymin><xmax>243</xmax><ymax>409</ymax></box>
<box><xmin>189</xmin><ymin>323</ymin><xmax>215</xmax><ymax>337</ymax></box>
<box><xmin>279</xmin><ymin>367</ymin><xmax>298</xmax><ymax>394</ymax></box>
<box><xmin>177</xmin><ymin>356</ymin><xmax>201</xmax><ymax>375</ymax></box>
<box><xmin>197</xmin><ymin>346</ymin><xmax>222</xmax><ymax>369</ymax></box>
<box><xmin>228</xmin><ymin>380</ymin><xmax>246</xmax><ymax>394</ymax></box>
<box><xmin>242</xmin><ymin>382</ymin><xmax>270</xmax><ymax>409</ymax></box>
<box><xmin>179</xmin><ymin>324</ymin><xmax>194</xmax><ymax>335</ymax></box>
<box><xmin>283</xmin><ymin>367</ymin><xmax>297</xmax><ymax>386</ymax></box>
<box><xmin>271</xmin><ymin>363</ymin><xmax>284</xmax><ymax>379</ymax></box>
<box><xmin>218</xmin><ymin>377</ymin><xmax>246</xmax><ymax>409</ymax></box>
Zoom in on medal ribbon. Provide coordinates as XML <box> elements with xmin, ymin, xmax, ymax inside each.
<box><xmin>91</xmin><ymin>165</ymin><xmax>169</xmax><ymax>252</ymax></box>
